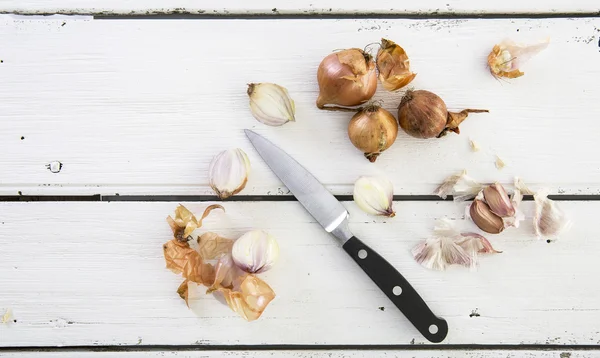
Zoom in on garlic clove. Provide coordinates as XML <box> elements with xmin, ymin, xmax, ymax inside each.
<box><xmin>534</xmin><ymin>189</ymin><xmax>570</xmax><ymax>239</ymax></box>
<box><xmin>483</xmin><ymin>183</ymin><xmax>515</xmax><ymax>218</ymax></box>
<box><xmin>353</xmin><ymin>176</ymin><xmax>395</xmax><ymax>217</ymax></box>
<box><xmin>469</xmin><ymin>199</ymin><xmax>505</xmax><ymax>234</ymax></box>
<box><xmin>231</xmin><ymin>230</ymin><xmax>279</xmax><ymax>274</ymax></box>
<box><xmin>209</xmin><ymin>148</ymin><xmax>251</xmax><ymax>199</ymax></box>
<box><xmin>376</xmin><ymin>38</ymin><xmax>416</xmax><ymax>91</ymax></box>
<box><xmin>248</xmin><ymin>83</ymin><xmax>295</xmax><ymax>126</ymax></box>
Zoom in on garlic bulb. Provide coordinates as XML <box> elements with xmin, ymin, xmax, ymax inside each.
<box><xmin>353</xmin><ymin>176</ymin><xmax>395</xmax><ymax>217</ymax></box>
<box><xmin>209</xmin><ymin>148</ymin><xmax>251</xmax><ymax>199</ymax></box>
<box><xmin>247</xmin><ymin>83</ymin><xmax>295</xmax><ymax>126</ymax></box>
<box><xmin>232</xmin><ymin>230</ymin><xmax>279</xmax><ymax>274</ymax></box>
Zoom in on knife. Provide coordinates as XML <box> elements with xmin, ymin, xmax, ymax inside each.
<box><xmin>244</xmin><ymin>129</ymin><xmax>448</xmax><ymax>343</ymax></box>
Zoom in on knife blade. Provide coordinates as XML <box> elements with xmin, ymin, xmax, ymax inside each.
<box><xmin>244</xmin><ymin>129</ymin><xmax>448</xmax><ymax>343</ymax></box>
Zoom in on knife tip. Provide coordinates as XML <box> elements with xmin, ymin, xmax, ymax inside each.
<box><xmin>244</xmin><ymin>129</ymin><xmax>257</xmax><ymax>139</ymax></box>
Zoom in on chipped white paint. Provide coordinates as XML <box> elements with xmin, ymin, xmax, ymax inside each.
<box><xmin>0</xmin><ymin>201</ymin><xmax>598</xmax><ymax>346</ymax></box>
<box><xmin>1</xmin><ymin>17</ymin><xmax>600</xmax><ymax>195</ymax></box>
<box><xmin>0</xmin><ymin>1</ymin><xmax>598</xmax><ymax>15</ymax></box>
<box><xmin>0</xmin><ymin>351</ymin><xmax>597</xmax><ymax>357</ymax></box>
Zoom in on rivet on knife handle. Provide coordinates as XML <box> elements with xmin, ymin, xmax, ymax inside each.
<box><xmin>342</xmin><ymin>236</ymin><xmax>448</xmax><ymax>343</ymax></box>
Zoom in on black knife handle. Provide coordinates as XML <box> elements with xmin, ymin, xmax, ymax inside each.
<box><xmin>342</xmin><ymin>236</ymin><xmax>448</xmax><ymax>343</ymax></box>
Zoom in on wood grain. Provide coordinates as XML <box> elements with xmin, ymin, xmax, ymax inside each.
<box><xmin>0</xmin><ymin>17</ymin><xmax>599</xmax><ymax>196</ymax></box>
<box><xmin>0</xmin><ymin>200</ymin><xmax>596</xmax><ymax>346</ymax></box>
<box><xmin>1</xmin><ymin>1</ymin><xmax>599</xmax><ymax>15</ymax></box>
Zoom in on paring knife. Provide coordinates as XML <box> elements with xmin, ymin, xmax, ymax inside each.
<box><xmin>244</xmin><ymin>129</ymin><xmax>448</xmax><ymax>343</ymax></box>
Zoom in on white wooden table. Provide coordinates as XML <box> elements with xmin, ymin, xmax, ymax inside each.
<box><xmin>1</xmin><ymin>1</ymin><xmax>600</xmax><ymax>357</ymax></box>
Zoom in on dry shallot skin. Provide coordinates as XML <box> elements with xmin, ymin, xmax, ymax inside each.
<box><xmin>316</xmin><ymin>48</ymin><xmax>377</xmax><ymax>109</ymax></box>
<box><xmin>347</xmin><ymin>105</ymin><xmax>398</xmax><ymax>162</ymax></box>
<box><xmin>376</xmin><ymin>38</ymin><xmax>417</xmax><ymax>91</ymax></box>
<box><xmin>398</xmin><ymin>90</ymin><xmax>489</xmax><ymax>139</ymax></box>
<box><xmin>487</xmin><ymin>38</ymin><xmax>550</xmax><ymax>79</ymax></box>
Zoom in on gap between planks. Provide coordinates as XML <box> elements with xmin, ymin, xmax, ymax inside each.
<box><xmin>1</xmin><ymin>344</ymin><xmax>600</xmax><ymax>353</ymax></box>
<box><xmin>1</xmin><ymin>194</ymin><xmax>600</xmax><ymax>202</ymax></box>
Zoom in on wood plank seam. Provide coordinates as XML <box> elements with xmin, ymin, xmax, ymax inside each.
<box><xmin>2</xmin><ymin>344</ymin><xmax>600</xmax><ymax>352</ymax></box>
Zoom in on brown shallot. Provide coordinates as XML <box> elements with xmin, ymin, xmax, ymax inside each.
<box><xmin>347</xmin><ymin>104</ymin><xmax>398</xmax><ymax>162</ymax></box>
<box><xmin>316</xmin><ymin>48</ymin><xmax>377</xmax><ymax>110</ymax></box>
<box><xmin>398</xmin><ymin>90</ymin><xmax>488</xmax><ymax>139</ymax></box>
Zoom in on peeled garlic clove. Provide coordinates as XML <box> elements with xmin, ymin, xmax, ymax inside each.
<box><xmin>483</xmin><ymin>183</ymin><xmax>515</xmax><ymax>218</ymax></box>
<box><xmin>469</xmin><ymin>199</ymin><xmax>505</xmax><ymax>234</ymax></box>
<box><xmin>376</xmin><ymin>38</ymin><xmax>416</xmax><ymax>91</ymax></box>
<box><xmin>248</xmin><ymin>83</ymin><xmax>295</xmax><ymax>126</ymax></box>
<box><xmin>231</xmin><ymin>230</ymin><xmax>279</xmax><ymax>274</ymax></box>
<box><xmin>209</xmin><ymin>148</ymin><xmax>251</xmax><ymax>199</ymax></box>
<box><xmin>534</xmin><ymin>189</ymin><xmax>570</xmax><ymax>239</ymax></box>
<box><xmin>353</xmin><ymin>176</ymin><xmax>395</xmax><ymax>217</ymax></box>
<box><xmin>487</xmin><ymin>38</ymin><xmax>549</xmax><ymax>79</ymax></box>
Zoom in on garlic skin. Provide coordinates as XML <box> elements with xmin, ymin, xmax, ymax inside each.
<box><xmin>209</xmin><ymin>149</ymin><xmax>251</xmax><ymax>199</ymax></box>
<box><xmin>412</xmin><ymin>219</ymin><xmax>500</xmax><ymax>271</ymax></box>
<box><xmin>232</xmin><ymin>230</ymin><xmax>279</xmax><ymax>274</ymax></box>
<box><xmin>248</xmin><ymin>83</ymin><xmax>295</xmax><ymax>126</ymax></box>
<box><xmin>353</xmin><ymin>176</ymin><xmax>395</xmax><ymax>217</ymax></box>
<box><xmin>534</xmin><ymin>189</ymin><xmax>570</xmax><ymax>239</ymax></box>
<box><xmin>433</xmin><ymin>170</ymin><xmax>483</xmax><ymax>201</ymax></box>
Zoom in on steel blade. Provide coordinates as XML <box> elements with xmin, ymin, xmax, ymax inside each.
<box><xmin>245</xmin><ymin>130</ymin><xmax>348</xmax><ymax>233</ymax></box>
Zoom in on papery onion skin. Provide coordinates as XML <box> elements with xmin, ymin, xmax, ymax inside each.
<box><xmin>376</xmin><ymin>38</ymin><xmax>417</xmax><ymax>91</ymax></box>
<box><xmin>316</xmin><ymin>49</ymin><xmax>377</xmax><ymax>109</ymax></box>
<box><xmin>348</xmin><ymin>105</ymin><xmax>398</xmax><ymax>162</ymax></box>
<box><xmin>398</xmin><ymin>90</ymin><xmax>488</xmax><ymax>139</ymax></box>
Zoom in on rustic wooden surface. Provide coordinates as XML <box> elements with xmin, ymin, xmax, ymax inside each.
<box><xmin>1</xmin><ymin>16</ymin><xmax>600</xmax><ymax>196</ymax></box>
<box><xmin>0</xmin><ymin>201</ymin><xmax>598</xmax><ymax>347</ymax></box>
<box><xmin>1</xmin><ymin>2</ymin><xmax>599</xmax><ymax>357</ymax></box>
<box><xmin>1</xmin><ymin>1</ymin><xmax>599</xmax><ymax>15</ymax></box>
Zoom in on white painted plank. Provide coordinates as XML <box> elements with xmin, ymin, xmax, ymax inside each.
<box><xmin>0</xmin><ymin>0</ymin><xmax>599</xmax><ymax>15</ymax></box>
<box><xmin>1</xmin><ymin>17</ymin><xmax>600</xmax><ymax>196</ymax></box>
<box><xmin>0</xmin><ymin>351</ymin><xmax>597</xmax><ymax>358</ymax></box>
<box><xmin>0</xmin><ymin>200</ymin><xmax>597</xmax><ymax>346</ymax></box>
